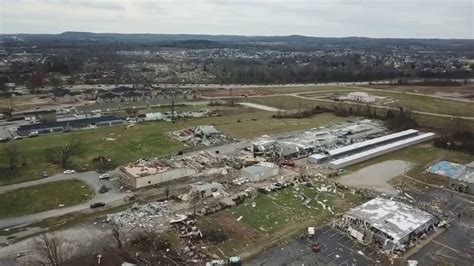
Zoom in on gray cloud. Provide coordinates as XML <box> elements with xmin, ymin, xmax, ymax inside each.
<box><xmin>0</xmin><ymin>0</ymin><xmax>472</xmax><ymax>38</ymax></box>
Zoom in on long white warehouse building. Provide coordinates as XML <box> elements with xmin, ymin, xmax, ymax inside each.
<box><xmin>327</xmin><ymin>129</ymin><xmax>419</xmax><ymax>157</ymax></box>
<box><xmin>329</xmin><ymin>132</ymin><xmax>435</xmax><ymax>169</ymax></box>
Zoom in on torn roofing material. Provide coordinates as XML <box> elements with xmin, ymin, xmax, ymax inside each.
<box><xmin>346</xmin><ymin>197</ymin><xmax>434</xmax><ymax>242</ymax></box>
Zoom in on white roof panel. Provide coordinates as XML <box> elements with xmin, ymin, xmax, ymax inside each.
<box><xmin>328</xmin><ymin>129</ymin><xmax>418</xmax><ymax>156</ymax></box>
<box><xmin>330</xmin><ymin>133</ymin><xmax>435</xmax><ymax>166</ymax></box>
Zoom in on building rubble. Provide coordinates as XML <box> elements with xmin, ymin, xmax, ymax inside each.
<box><xmin>169</xmin><ymin>215</ymin><xmax>216</xmax><ymax>264</ymax></box>
<box><xmin>120</xmin><ymin>150</ymin><xmax>237</xmax><ymax>189</ymax></box>
<box><xmin>106</xmin><ymin>202</ymin><xmax>169</xmax><ymax>228</ymax></box>
<box><xmin>170</xmin><ymin>125</ymin><xmax>234</xmax><ymax>146</ymax></box>
<box><xmin>337</xmin><ymin>196</ymin><xmax>439</xmax><ymax>254</ymax></box>
<box><xmin>252</xmin><ymin>119</ymin><xmax>386</xmax><ymax>161</ymax></box>
<box><xmin>164</xmin><ymin>150</ymin><xmax>234</xmax><ymax>170</ymax></box>
<box><xmin>144</xmin><ymin>109</ymin><xmax>217</xmax><ymax>122</ymax></box>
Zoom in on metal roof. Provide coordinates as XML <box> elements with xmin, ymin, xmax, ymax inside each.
<box><xmin>328</xmin><ymin>129</ymin><xmax>418</xmax><ymax>156</ymax></box>
<box><xmin>242</xmin><ymin>163</ymin><xmax>277</xmax><ymax>175</ymax></box>
<box><xmin>330</xmin><ymin>133</ymin><xmax>435</xmax><ymax>167</ymax></box>
<box><xmin>18</xmin><ymin>116</ymin><xmax>122</xmax><ymax>131</ymax></box>
<box><xmin>309</xmin><ymin>154</ymin><xmax>328</xmax><ymax>160</ymax></box>
<box><xmin>346</xmin><ymin>197</ymin><xmax>434</xmax><ymax>242</ymax></box>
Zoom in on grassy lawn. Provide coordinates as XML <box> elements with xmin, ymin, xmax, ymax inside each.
<box><xmin>368</xmin><ymin>91</ymin><xmax>474</xmax><ymax>117</ymax></box>
<box><xmin>0</xmin><ymin>110</ymin><xmax>343</xmax><ymax>184</ymax></box>
<box><xmin>302</xmin><ymin>89</ymin><xmax>474</xmax><ymax>118</ymax></box>
<box><xmin>230</xmin><ymin>183</ymin><xmax>362</xmax><ymax>234</ymax></box>
<box><xmin>249</xmin><ymin>95</ymin><xmax>474</xmax><ymax>131</ymax></box>
<box><xmin>106</xmin><ymin>104</ymin><xmax>211</xmax><ymax>117</ymax></box>
<box><xmin>198</xmin><ymin>180</ymin><xmax>365</xmax><ymax>257</ymax></box>
<box><xmin>0</xmin><ymin>123</ymin><xmax>183</xmax><ymax>185</ymax></box>
<box><xmin>216</xmin><ymin>112</ymin><xmax>344</xmax><ymax>139</ymax></box>
<box><xmin>0</xmin><ymin>180</ymin><xmax>94</xmax><ymax>218</ymax></box>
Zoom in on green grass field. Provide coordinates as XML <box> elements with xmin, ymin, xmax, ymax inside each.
<box><xmin>106</xmin><ymin>104</ymin><xmax>211</xmax><ymax>117</ymax></box>
<box><xmin>369</xmin><ymin>91</ymin><xmax>474</xmax><ymax>117</ymax></box>
<box><xmin>197</xmin><ymin>181</ymin><xmax>365</xmax><ymax>257</ymax></box>
<box><xmin>246</xmin><ymin>95</ymin><xmax>474</xmax><ymax>131</ymax></box>
<box><xmin>0</xmin><ymin>110</ymin><xmax>343</xmax><ymax>184</ymax></box>
<box><xmin>0</xmin><ymin>180</ymin><xmax>94</xmax><ymax>218</ymax></box>
<box><xmin>301</xmin><ymin>89</ymin><xmax>474</xmax><ymax>118</ymax></box>
<box><xmin>229</xmin><ymin>183</ymin><xmax>358</xmax><ymax>234</ymax></box>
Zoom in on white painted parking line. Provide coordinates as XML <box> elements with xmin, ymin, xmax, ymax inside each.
<box><xmin>329</xmin><ymin>231</ymin><xmax>340</xmax><ymax>238</ymax></box>
<box><xmin>339</xmin><ymin>260</ymin><xmax>350</xmax><ymax>266</ymax></box>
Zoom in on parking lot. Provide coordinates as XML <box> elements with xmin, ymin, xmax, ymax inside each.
<box><xmin>408</xmin><ymin>188</ymin><xmax>474</xmax><ymax>265</ymax></box>
<box><xmin>248</xmin><ymin>226</ymin><xmax>387</xmax><ymax>266</ymax></box>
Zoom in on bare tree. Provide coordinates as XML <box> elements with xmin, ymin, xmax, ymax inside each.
<box><xmin>125</xmin><ymin>108</ymin><xmax>138</xmax><ymax>118</ymax></box>
<box><xmin>4</xmin><ymin>143</ymin><xmax>22</xmax><ymax>173</ymax></box>
<box><xmin>31</xmin><ymin>232</ymin><xmax>69</xmax><ymax>266</ymax></box>
<box><xmin>50</xmin><ymin>138</ymin><xmax>81</xmax><ymax>168</ymax></box>
<box><xmin>188</xmin><ymin>190</ymin><xmax>201</xmax><ymax>216</ymax></box>
<box><xmin>165</xmin><ymin>185</ymin><xmax>170</xmax><ymax>200</ymax></box>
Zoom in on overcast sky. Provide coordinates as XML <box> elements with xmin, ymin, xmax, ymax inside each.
<box><xmin>1</xmin><ymin>0</ymin><xmax>472</xmax><ymax>38</ymax></box>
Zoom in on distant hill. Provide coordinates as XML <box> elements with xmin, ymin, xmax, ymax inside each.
<box><xmin>1</xmin><ymin>31</ymin><xmax>473</xmax><ymax>50</ymax></box>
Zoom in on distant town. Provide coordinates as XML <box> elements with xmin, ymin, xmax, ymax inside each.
<box><xmin>0</xmin><ymin>33</ymin><xmax>473</xmax><ymax>265</ymax></box>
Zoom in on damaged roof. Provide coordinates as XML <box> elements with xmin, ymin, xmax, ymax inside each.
<box><xmin>346</xmin><ymin>197</ymin><xmax>434</xmax><ymax>242</ymax></box>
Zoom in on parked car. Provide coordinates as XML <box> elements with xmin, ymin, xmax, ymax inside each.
<box><xmin>63</xmin><ymin>169</ymin><xmax>75</xmax><ymax>174</ymax></box>
<box><xmin>13</xmin><ymin>135</ymin><xmax>23</xmax><ymax>140</ymax></box>
<box><xmin>42</xmin><ymin>171</ymin><xmax>48</xmax><ymax>178</ymax></box>
<box><xmin>99</xmin><ymin>173</ymin><xmax>110</xmax><ymax>180</ymax></box>
<box><xmin>28</xmin><ymin>131</ymin><xmax>39</xmax><ymax>137</ymax></box>
<box><xmin>90</xmin><ymin>202</ymin><xmax>105</xmax><ymax>209</ymax></box>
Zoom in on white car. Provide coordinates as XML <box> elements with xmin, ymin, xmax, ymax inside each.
<box><xmin>99</xmin><ymin>174</ymin><xmax>110</xmax><ymax>179</ymax></box>
<box><xmin>28</xmin><ymin>131</ymin><xmax>39</xmax><ymax>137</ymax></box>
<box><xmin>63</xmin><ymin>170</ymin><xmax>75</xmax><ymax>174</ymax></box>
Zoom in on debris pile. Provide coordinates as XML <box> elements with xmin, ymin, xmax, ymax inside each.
<box><xmin>258</xmin><ymin>181</ymin><xmax>291</xmax><ymax>193</ymax></box>
<box><xmin>170</xmin><ymin>125</ymin><xmax>234</xmax><ymax>146</ymax></box>
<box><xmin>107</xmin><ymin>202</ymin><xmax>169</xmax><ymax>228</ymax></box>
<box><xmin>144</xmin><ymin>110</ymin><xmax>217</xmax><ymax>122</ymax></box>
<box><xmin>170</xmin><ymin>215</ymin><xmax>215</xmax><ymax>264</ymax></box>
<box><xmin>232</xmin><ymin>177</ymin><xmax>249</xmax><ymax>185</ymax></box>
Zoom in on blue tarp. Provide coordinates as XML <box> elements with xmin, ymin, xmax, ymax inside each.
<box><xmin>426</xmin><ymin>160</ymin><xmax>466</xmax><ymax>178</ymax></box>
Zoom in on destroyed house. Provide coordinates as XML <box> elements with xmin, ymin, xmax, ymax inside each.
<box><xmin>194</xmin><ymin>125</ymin><xmax>220</xmax><ymax>136</ymax></box>
<box><xmin>343</xmin><ymin>197</ymin><xmax>436</xmax><ymax>253</ymax></box>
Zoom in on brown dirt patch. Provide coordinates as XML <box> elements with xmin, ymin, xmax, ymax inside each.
<box><xmin>210</xmin><ymin>211</ymin><xmax>261</xmax><ymax>242</ymax></box>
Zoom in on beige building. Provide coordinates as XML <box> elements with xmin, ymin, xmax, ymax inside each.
<box><xmin>347</xmin><ymin>92</ymin><xmax>375</xmax><ymax>103</ymax></box>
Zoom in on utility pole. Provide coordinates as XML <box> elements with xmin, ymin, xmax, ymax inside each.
<box><xmin>171</xmin><ymin>89</ymin><xmax>176</xmax><ymax>123</ymax></box>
